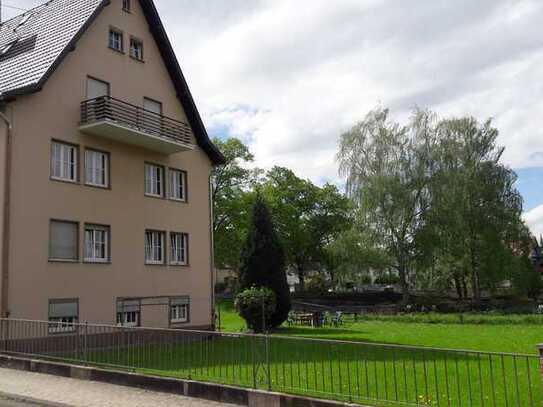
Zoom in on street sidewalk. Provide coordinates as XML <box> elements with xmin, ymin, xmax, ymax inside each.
<box><xmin>0</xmin><ymin>368</ymin><xmax>232</xmax><ymax>407</ymax></box>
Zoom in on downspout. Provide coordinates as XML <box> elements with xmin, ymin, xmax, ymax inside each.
<box><xmin>208</xmin><ymin>173</ymin><xmax>216</xmax><ymax>330</ymax></box>
<box><xmin>0</xmin><ymin>107</ymin><xmax>12</xmax><ymax>318</ymax></box>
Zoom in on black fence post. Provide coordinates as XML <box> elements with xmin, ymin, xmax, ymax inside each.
<box><xmin>265</xmin><ymin>332</ymin><xmax>271</xmax><ymax>391</ymax></box>
<box><xmin>0</xmin><ymin>319</ymin><xmax>5</xmax><ymax>353</ymax></box>
<box><xmin>83</xmin><ymin>322</ymin><xmax>88</xmax><ymax>365</ymax></box>
<box><xmin>537</xmin><ymin>344</ymin><xmax>543</xmax><ymax>397</ymax></box>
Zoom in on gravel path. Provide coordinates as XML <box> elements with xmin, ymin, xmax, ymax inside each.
<box><xmin>0</xmin><ymin>368</ymin><xmax>232</xmax><ymax>407</ymax></box>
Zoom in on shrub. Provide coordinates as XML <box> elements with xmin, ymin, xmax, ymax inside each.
<box><xmin>238</xmin><ymin>194</ymin><xmax>291</xmax><ymax>327</ymax></box>
<box><xmin>235</xmin><ymin>287</ymin><xmax>277</xmax><ymax>332</ymax></box>
<box><xmin>374</xmin><ymin>274</ymin><xmax>400</xmax><ymax>285</ymax></box>
<box><xmin>305</xmin><ymin>274</ymin><xmax>329</xmax><ymax>293</ymax></box>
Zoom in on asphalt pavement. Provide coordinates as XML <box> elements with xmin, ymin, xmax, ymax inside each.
<box><xmin>0</xmin><ymin>394</ymin><xmax>63</xmax><ymax>407</ymax></box>
<box><xmin>0</xmin><ymin>368</ymin><xmax>234</xmax><ymax>407</ymax></box>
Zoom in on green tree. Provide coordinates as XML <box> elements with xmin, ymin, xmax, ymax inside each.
<box><xmin>426</xmin><ymin>117</ymin><xmax>525</xmax><ymax>303</ymax></box>
<box><xmin>337</xmin><ymin>108</ymin><xmax>436</xmax><ymax>303</ymax></box>
<box><xmin>323</xmin><ymin>228</ymin><xmax>390</xmax><ymax>289</ymax></box>
<box><xmin>262</xmin><ymin>167</ymin><xmax>351</xmax><ymax>289</ymax></box>
<box><xmin>212</xmin><ymin>138</ymin><xmax>261</xmax><ymax>270</ymax></box>
<box><xmin>238</xmin><ymin>194</ymin><xmax>291</xmax><ymax>328</ymax></box>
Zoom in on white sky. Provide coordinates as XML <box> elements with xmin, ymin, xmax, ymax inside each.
<box><xmin>5</xmin><ymin>0</ymin><xmax>543</xmax><ymax>234</ymax></box>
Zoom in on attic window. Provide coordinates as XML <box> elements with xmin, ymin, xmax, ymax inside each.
<box><xmin>0</xmin><ymin>40</ymin><xmax>17</xmax><ymax>57</ymax></box>
<box><xmin>122</xmin><ymin>0</ymin><xmax>131</xmax><ymax>12</ymax></box>
<box><xmin>130</xmin><ymin>38</ymin><xmax>143</xmax><ymax>61</ymax></box>
<box><xmin>108</xmin><ymin>28</ymin><xmax>124</xmax><ymax>52</ymax></box>
<box><xmin>16</xmin><ymin>13</ymin><xmax>32</xmax><ymax>29</ymax></box>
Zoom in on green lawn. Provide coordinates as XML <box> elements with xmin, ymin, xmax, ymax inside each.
<box><xmin>216</xmin><ymin>299</ymin><xmax>543</xmax><ymax>354</ymax></box>
<box><xmin>45</xmin><ymin>301</ymin><xmax>543</xmax><ymax>407</ymax></box>
<box><xmin>81</xmin><ymin>326</ymin><xmax>539</xmax><ymax>407</ymax></box>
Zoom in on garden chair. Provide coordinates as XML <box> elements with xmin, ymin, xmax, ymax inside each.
<box><xmin>332</xmin><ymin>311</ymin><xmax>343</xmax><ymax>327</ymax></box>
<box><xmin>287</xmin><ymin>311</ymin><xmax>296</xmax><ymax>326</ymax></box>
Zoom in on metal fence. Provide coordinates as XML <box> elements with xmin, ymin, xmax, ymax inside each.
<box><xmin>0</xmin><ymin>318</ymin><xmax>540</xmax><ymax>407</ymax></box>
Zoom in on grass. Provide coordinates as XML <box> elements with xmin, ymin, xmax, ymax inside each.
<box><xmin>216</xmin><ymin>299</ymin><xmax>543</xmax><ymax>354</ymax></box>
<box><xmin>81</xmin><ymin>329</ymin><xmax>540</xmax><ymax>407</ymax></box>
<box><xmin>47</xmin><ymin>301</ymin><xmax>543</xmax><ymax>407</ymax></box>
<box><xmin>189</xmin><ymin>299</ymin><xmax>541</xmax><ymax>406</ymax></box>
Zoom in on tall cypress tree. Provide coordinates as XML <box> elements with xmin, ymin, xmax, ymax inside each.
<box><xmin>239</xmin><ymin>193</ymin><xmax>291</xmax><ymax>328</ymax></box>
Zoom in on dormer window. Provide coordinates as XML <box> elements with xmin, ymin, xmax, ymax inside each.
<box><xmin>108</xmin><ymin>28</ymin><xmax>123</xmax><ymax>53</ymax></box>
<box><xmin>16</xmin><ymin>13</ymin><xmax>32</xmax><ymax>30</ymax></box>
<box><xmin>122</xmin><ymin>0</ymin><xmax>131</xmax><ymax>12</ymax></box>
<box><xmin>130</xmin><ymin>38</ymin><xmax>143</xmax><ymax>61</ymax></box>
<box><xmin>0</xmin><ymin>40</ymin><xmax>17</xmax><ymax>57</ymax></box>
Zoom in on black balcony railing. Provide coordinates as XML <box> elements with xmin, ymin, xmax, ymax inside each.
<box><xmin>80</xmin><ymin>96</ymin><xmax>193</xmax><ymax>146</ymax></box>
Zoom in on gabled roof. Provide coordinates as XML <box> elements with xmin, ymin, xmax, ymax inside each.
<box><xmin>0</xmin><ymin>0</ymin><xmax>224</xmax><ymax>164</ymax></box>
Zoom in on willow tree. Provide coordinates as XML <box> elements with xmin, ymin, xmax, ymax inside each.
<box><xmin>337</xmin><ymin>108</ymin><xmax>436</xmax><ymax>303</ymax></box>
<box><xmin>427</xmin><ymin>117</ymin><xmax>525</xmax><ymax>303</ymax></box>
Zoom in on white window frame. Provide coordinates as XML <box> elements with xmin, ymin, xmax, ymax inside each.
<box><xmin>48</xmin><ymin>317</ymin><xmax>78</xmax><ymax>333</ymax></box>
<box><xmin>116</xmin><ymin>311</ymin><xmax>140</xmax><ymax>327</ymax></box>
<box><xmin>108</xmin><ymin>28</ymin><xmax>123</xmax><ymax>52</ymax></box>
<box><xmin>51</xmin><ymin>141</ymin><xmax>78</xmax><ymax>183</ymax></box>
<box><xmin>145</xmin><ymin>230</ymin><xmax>165</xmax><ymax>264</ymax></box>
<box><xmin>170</xmin><ymin>303</ymin><xmax>188</xmax><ymax>323</ymax></box>
<box><xmin>84</xmin><ymin>225</ymin><xmax>110</xmax><ymax>263</ymax></box>
<box><xmin>85</xmin><ymin>149</ymin><xmax>109</xmax><ymax>188</ymax></box>
<box><xmin>170</xmin><ymin>232</ymin><xmax>188</xmax><ymax>265</ymax></box>
<box><xmin>169</xmin><ymin>169</ymin><xmax>187</xmax><ymax>202</ymax></box>
<box><xmin>130</xmin><ymin>37</ymin><xmax>143</xmax><ymax>60</ymax></box>
<box><xmin>145</xmin><ymin>163</ymin><xmax>164</xmax><ymax>197</ymax></box>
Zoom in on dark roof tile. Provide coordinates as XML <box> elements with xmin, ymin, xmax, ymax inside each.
<box><xmin>0</xmin><ymin>0</ymin><xmax>104</xmax><ymax>96</ymax></box>
<box><xmin>0</xmin><ymin>0</ymin><xmax>224</xmax><ymax>164</ymax></box>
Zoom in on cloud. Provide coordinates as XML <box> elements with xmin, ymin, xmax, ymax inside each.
<box><xmin>524</xmin><ymin>205</ymin><xmax>543</xmax><ymax>238</ymax></box>
<box><xmin>7</xmin><ymin>1</ymin><xmax>543</xmax><ymax>215</ymax></box>
<box><xmin>158</xmin><ymin>0</ymin><xmax>543</xmax><ymax>186</ymax></box>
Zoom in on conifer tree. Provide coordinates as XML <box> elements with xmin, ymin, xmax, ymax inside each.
<box><xmin>239</xmin><ymin>193</ymin><xmax>291</xmax><ymax>328</ymax></box>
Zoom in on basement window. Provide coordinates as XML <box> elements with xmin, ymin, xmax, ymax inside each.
<box><xmin>48</xmin><ymin>299</ymin><xmax>79</xmax><ymax>334</ymax></box>
<box><xmin>170</xmin><ymin>297</ymin><xmax>190</xmax><ymax>323</ymax></box>
<box><xmin>117</xmin><ymin>299</ymin><xmax>141</xmax><ymax>327</ymax></box>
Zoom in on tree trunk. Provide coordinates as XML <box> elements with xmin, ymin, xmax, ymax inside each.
<box><xmin>297</xmin><ymin>265</ymin><xmax>306</xmax><ymax>291</ymax></box>
<box><xmin>398</xmin><ymin>263</ymin><xmax>410</xmax><ymax>304</ymax></box>
<box><xmin>329</xmin><ymin>270</ymin><xmax>335</xmax><ymax>290</ymax></box>
<box><xmin>453</xmin><ymin>274</ymin><xmax>463</xmax><ymax>299</ymax></box>
<box><xmin>471</xmin><ymin>271</ymin><xmax>481</xmax><ymax>305</ymax></box>
<box><xmin>470</xmin><ymin>247</ymin><xmax>481</xmax><ymax>307</ymax></box>
<box><xmin>461</xmin><ymin>277</ymin><xmax>468</xmax><ymax>299</ymax></box>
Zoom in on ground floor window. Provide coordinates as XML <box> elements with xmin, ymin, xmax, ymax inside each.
<box><xmin>48</xmin><ymin>298</ymin><xmax>78</xmax><ymax>334</ymax></box>
<box><xmin>116</xmin><ymin>299</ymin><xmax>141</xmax><ymax>327</ymax></box>
<box><xmin>116</xmin><ymin>311</ymin><xmax>140</xmax><ymax>327</ymax></box>
<box><xmin>170</xmin><ymin>297</ymin><xmax>189</xmax><ymax>323</ymax></box>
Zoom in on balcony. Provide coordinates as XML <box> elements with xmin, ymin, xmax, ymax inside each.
<box><xmin>79</xmin><ymin>96</ymin><xmax>194</xmax><ymax>154</ymax></box>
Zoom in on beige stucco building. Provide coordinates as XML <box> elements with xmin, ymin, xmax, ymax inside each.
<box><xmin>0</xmin><ymin>0</ymin><xmax>224</xmax><ymax>331</ymax></box>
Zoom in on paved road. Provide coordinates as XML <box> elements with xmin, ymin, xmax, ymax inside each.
<box><xmin>0</xmin><ymin>394</ymin><xmax>59</xmax><ymax>407</ymax></box>
<box><xmin>0</xmin><ymin>368</ymin><xmax>232</xmax><ymax>407</ymax></box>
